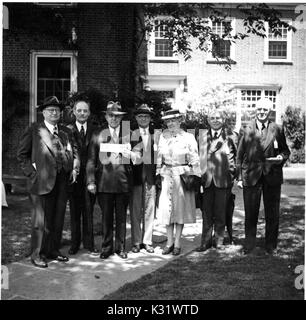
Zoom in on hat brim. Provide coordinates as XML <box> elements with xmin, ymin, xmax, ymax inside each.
<box><xmin>36</xmin><ymin>103</ymin><xmax>65</xmax><ymax>111</ymax></box>
<box><xmin>134</xmin><ymin>110</ymin><xmax>155</xmax><ymax>116</ymax></box>
<box><xmin>103</xmin><ymin>111</ymin><xmax>127</xmax><ymax>115</ymax></box>
<box><xmin>162</xmin><ymin>114</ymin><xmax>183</xmax><ymax>120</ymax></box>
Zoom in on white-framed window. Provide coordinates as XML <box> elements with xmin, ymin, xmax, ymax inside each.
<box><xmin>148</xmin><ymin>19</ymin><xmax>176</xmax><ymax>60</ymax></box>
<box><xmin>30</xmin><ymin>51</ymin><xmax>77</xmax><ymax>123</ymax></box>
<box><xmin>207</xmin><ymin>18</ymin><xmax>236</xmax><ymax>61</ymax></box>
<box><xmin>264</xmin><ymin>20</ymin><xmax>292</xmax><ymax>62</ymax></box>
<box><xmin>238</xmin><ymin>88</ymin><xmax>277</xmax><ymax>125</ymax></box>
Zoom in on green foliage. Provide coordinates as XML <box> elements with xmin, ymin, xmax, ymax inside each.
<box><xmin>282</xmin><ymin>106</ymin><xmax>305</xmax><ymax>164</ymax></box>
<box><xmin>283</xmin><ymin>106</ymin><xmax>305</xmax><ymax>150</ymax></box>
<box><xmin>2</xmin><ymin>76</ymin><xmax>29</xmax><ymax>122</ymax></box>
<box><xmin>143</xmin><ymin>3</ymin><xmax>296</xmax><ymax>65</ymax></box>
<box><xmin>289</xmin><ymin>149</ymin><xmax>305</xmax><ymax>164</ymax></box>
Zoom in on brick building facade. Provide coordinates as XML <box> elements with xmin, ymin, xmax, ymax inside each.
<box><xmin>2</xmin><ymin>3</ymin><xmax>143</xmax><ymax>179</ymax></box>
<box><xmin>146</xmin><ymin>4</ymin><xmax>306</xmax><ymax>130</ymax></box>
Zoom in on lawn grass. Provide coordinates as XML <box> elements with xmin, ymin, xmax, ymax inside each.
<box><xmin>1</xmin><ymin>192</ymin><xmax>103</xmax><ymax>264</ymax></box>
<box><xmin>1</xmin><ymin>183</ymin><xmax>304</xmax><ymax>300</ymax></box>
<box><xmin>103</xmin><ymin>185</ymin><xmax>304</xmax><ymax>300</ymax></box>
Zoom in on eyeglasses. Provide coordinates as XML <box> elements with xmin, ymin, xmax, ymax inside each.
<box><xmin>44</xmin><ymin>108</ymin><xmax>61</xmax><ymax>114</ymax></box>
<box><xmin>136</xmin><ymin>115</ymin><xmax>151</xmax><ymax>119</ymax></box>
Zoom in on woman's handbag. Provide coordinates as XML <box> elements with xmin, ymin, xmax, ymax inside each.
<box><xmin>180</xmin><ymin>174</ymin><xmax>200</xmax><ymax>191</ymax></box>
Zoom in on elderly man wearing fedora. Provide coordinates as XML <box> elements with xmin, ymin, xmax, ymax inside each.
<box><xmin>17</xmin><ymin>96</ymin><xmax>79</xmax><ymax>268</ymax></box>
<box><xmin>86</xmin><ymin>101</ymin><xmax>135</xmax><ymax>259</ymax></box>
<box><xmin>130</xmin><ymin>104</ymin><xmax>158</xmax><ymax>254</ymax></box>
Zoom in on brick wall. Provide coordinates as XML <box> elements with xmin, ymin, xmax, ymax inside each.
<box><xmin>148</xmin><ymin>8</ymin><xmax>306</xmax><ymax>119</ymax></box>
<box><xmin>2</xmin><ymin>3</ymin><xmax>138</xmax><ymax>177</ymax></box>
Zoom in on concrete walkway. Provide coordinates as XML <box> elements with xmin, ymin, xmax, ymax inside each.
<box><xmin>1</xmin><ymin>216</ymin><xmax>203</xmax><ymax>300</ymax></box>
<box><xmin>1</xmin><ymin>165</ymin><xmax>304</xmax><ymax>300</ymax></box>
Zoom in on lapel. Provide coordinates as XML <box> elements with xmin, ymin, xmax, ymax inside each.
<box><xmin>73</xmin><ymin>123</ymin><xmax>83</xmax><ymax>147</ymax></box>
<box><xmin>57</xmin><ymin>124</ymin><xmax>68</xmax><ymax>146</ymax></box>
<box><xmin>39</xmin><ymin>122</ymin><xmax>55</xmax><ymax>157</ymax></box>
<box><xmin>262</xmin><ymin>121</ymin><xmax>276</xmax><ymax>151</ymax></box>
<box><xmin>209</xmin><ymin>129</ymin><xmax>225</xmax><ymax>154</ymax></box>
<box><xmin>85</xmin><ymin>122</ymin><xmax>93</xmax><ymax>146</ymax></box>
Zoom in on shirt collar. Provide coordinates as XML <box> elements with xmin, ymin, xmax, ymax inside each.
<box><xmin>211</xmin><ymin>128</ymin><xmax>222</xmax><ymax>138</ymax></box>
<box><xmin>139</xmin><ymin>126</ymin><xmax>149</xmax><ymax>135</ymax></box>
<box><xmin>109</xmin><ymin>125</ymin><xmax>120</xmax><ymax>136</ymax></box>
<box><xmin>76</xmin><ymin>121</ymin><xmax>87</xmax><ymax>132</ymax></box>
<box><xmin>256</xmin><ymin>120</ymin><xmax>268</xmax><ymax>130</ymax></box>
<box><xmin>44</xmin><ymin>120</ymin><xmax>57</xmax><ymax>134</ymax></box>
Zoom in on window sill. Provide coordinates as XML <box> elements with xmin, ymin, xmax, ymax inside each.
<box><xmin>149</xmin><ymin>59</ymin><xmax>179</xmax><ymax>63</ymax></box>
<box><xmin>206</xmin><ymin>60</ymin><xmax>237</xmax><ymax>65</ymax></box>
<box><xmin>263</xmin><ymin>61</ymin><xmax>293</xmax><ymax>65</ymax></box>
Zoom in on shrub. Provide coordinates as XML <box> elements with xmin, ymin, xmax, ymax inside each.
<box><xmin>282</xmin><ymin>106</ymin><xmax>305</xmax><ymax>150</ymax></box>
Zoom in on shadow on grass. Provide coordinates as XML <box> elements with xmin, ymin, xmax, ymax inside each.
<box><xmin>104</xmin><ymin>186</ymin><xmax>304</xmax><ymax>300</ymax></box>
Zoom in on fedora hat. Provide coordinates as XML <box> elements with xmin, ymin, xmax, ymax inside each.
<box><xmin>104</xmin><ymin>101</ymin><xmax>127</xmax><ymax>115</ymax></box>
<box><xmin>36</xmin><ymin>96</ymin><xmax>64</xmax><ymax>111</ymax></box>
<box><xmin>134</xmin><ymin>104</ymin><xmax>155</xmax><ymax>116</ymax></box>
<box><xmin>161</xmin><ymin>109</ymin><xmax>183</xmax><ymax>120</ymax></box>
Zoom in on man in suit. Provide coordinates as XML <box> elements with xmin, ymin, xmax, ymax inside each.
<box><xmin>196</xmin><ymin>108</ymin><xmax>236</xmax><ymax>251</ymax></box>
<box><xmin>237</xmin><ymin>98</ymin><xmax>290</xmax><ymax>255</ymax></box>
<box><xmin>17</xmin><ymin>96</ymin><xmax>79</xmax><ymax>268</ymax></box>
<box><xmin>86</xmin><ymin>101</ymin><xmax>135</xmax><ymax>259</ymax></box>
<box><xmin>130</xmin><ymin>104</ymin><xmax>157</xmax><ymax>254</ymax></box>
<box><xmin>67</xmin><ymin>98</ymin><xmax>99</xmax><ymax>255</ymax></box>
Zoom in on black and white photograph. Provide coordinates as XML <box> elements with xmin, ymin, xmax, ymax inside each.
<box><xmin>0</xmin><ymin>0</ymin><xmax>305</xmax><ymax>305</ymax></box>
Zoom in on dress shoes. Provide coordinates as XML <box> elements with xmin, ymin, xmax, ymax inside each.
<box><xmin>100</xmin><ymin>252</ymin><xmax>112</xmax><ymax>259</ymax></box>
<box><xmin>195</xmin><ymin>244</ymin><xmax>211</xmax><ymax>252</ymax></box>
<box><xmin>31</xmin><ymin>257</ymin><xmax>48</xmax><ymax>268</ymax></box>
<box><xmin>54</xmin><ymin>254</ymin><xmax>69</xmax><ymax>262</ymax></box>
<box><xmin>265</xmin><ymin>247</ymin><xmax>277</xmax><ymax>255</ymax></box>
<box><xmin>131</xmin><ymin>245</ymin><xmax>140</xmax><ymax>253</ymax></box>
<box><xmin>172</xmin><ymin>247</ymin><xmax>181</xmax><ymax>256</ymax></box>
<box><xmin>162</xmin><ymin>244</ymin><xmax>174</xmax><ymax>255</ymax></box>
<box><xmin>48</xmin><ymin>253</ymin><xmax>69</xmax><ymax>262</ymax></box>
<box><xmin>87</xmin><ymin>247</ymin><xmax>99</xmax><ymax>255</ymax></box>
<box><xmin>68</xmin><ymin>247</ymin><xmax>79</xmax><ymax>255</ymax></box>
<box><xmin>116</xmin><ymin>250</ymin><xmax>128</xmax><ymax>259</ymax></box>
<box><xmin>142</xmin><ymin>244</ymin><xmax>154</xmax><ymax>253</ymax></box>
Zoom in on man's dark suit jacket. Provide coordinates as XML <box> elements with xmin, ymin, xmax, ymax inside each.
<box><xmin>68</xmin><ymin>122</ymin><xmax>99</xmax><ymax>168</ymax></box>
<box><xmin>237</xmin><ymin>120</ymin><xmax>290</xmax><ymax>186</ymax></box>
<box><xmin>201</xmin><ymin>129</ymin><xmax>236</xmax><ymax>189</ymax></box>
<box><xmin>131</xmin><ymin>126</ymin><xmax>157</xmax><ymax>186</ymax></box>
<box><xmin>17</xmin><ymin>122</ymin><xmax>79</xmax><ymax>195</ymax></box>
<box><xmin>86</xmin><ymin>124</ymin><xmax>133</xmax><ymax>193</ymax></box>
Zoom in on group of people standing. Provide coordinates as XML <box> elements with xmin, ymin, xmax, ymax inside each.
<box><xmin>17</xmin><ymin>95</ymin><xmax>290</xmax><ymax>269</ymax></box>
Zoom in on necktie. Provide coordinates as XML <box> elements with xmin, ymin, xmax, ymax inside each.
<box><xmin>80</xmin><ymin>125</ymin><xmax>85</xmax><ymax>141</ymax></box>
<box><xmin>213</xmin><ymin>131</ymin><xmax>218</xmax><ymax>140</ymax></box>
<box><xmin>53</xmin><ymin>125</ymin><xmax>58</xmax><ymax>136</ymax></box>
<box><xmin>142</xmin><ymin>129</ymin><xmax>148</xmax><ymax>150</ymax></box>
<box><xmin>261</xmin><ymin>123</ymin><xmax>266</xmax><ymax>136</ymax></box>
<box><xmin>113</xmin><ymin>130</ymin><xmax>118</xmax><ymax>143</ymax></box>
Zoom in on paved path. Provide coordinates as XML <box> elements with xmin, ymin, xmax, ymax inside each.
<box><xmin>1</xmin><ymin>165</ymin><xmax>304</xmax><ymax>300</ymax></box>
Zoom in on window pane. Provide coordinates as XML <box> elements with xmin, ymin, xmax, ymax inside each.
<box><xmin>155</xmin><ymin>39</ymin><xmax>173</xmax><ymax>57</ymax></box>
<box><xmin>212</xmin><ymin>39</ymin><xmax>231</xmax><ymax>58</ymax></box>
<box><xmin>268</xmin><ymin>41</ymin><xmax>287</xmax><ymax>59</ymax></box>
<box><xmin>37</xmin><ymin>57</ymin><xmax>71</xmax><ymax>105</ymax></box>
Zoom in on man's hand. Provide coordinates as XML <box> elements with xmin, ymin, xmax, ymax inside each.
<box><xmin>87</xmin><ymin>183</ymin><xmax>97</xmax><ymax>194</ymax></box>
<box><xmin>70</xmin><ymin>169</ymin><xmax>78</xmax><ymax>184</ymax></box>
<box><xmin>237</xmin><ymin>180</ymin><xmax>243</xmax><ymax>189</ymax></box>
<box><xmin>266</xmin><ymin>154</ymin><xmax>283</xmax><ymax>165</ymax></box>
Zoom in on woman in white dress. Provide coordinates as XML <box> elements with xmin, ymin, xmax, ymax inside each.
<box><xmin>156</xmin><ymin>109</ymin><xmax>201</xmax><ymax>255</ymax></box>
